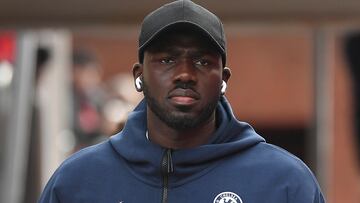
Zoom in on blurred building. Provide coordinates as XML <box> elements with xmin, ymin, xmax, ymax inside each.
<box><xmin>0</xmin><ymin>1</ymin><xmax>360</xmax><ymax>203</ymax></box>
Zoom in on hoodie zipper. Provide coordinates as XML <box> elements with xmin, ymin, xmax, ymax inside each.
<box><xmin>161</xmin><ymin>149</ymin><xmax>173</xmax><ymax>203</ymax></box>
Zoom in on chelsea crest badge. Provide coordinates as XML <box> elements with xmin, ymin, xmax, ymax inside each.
<box><xmin>213</xmin><ymin>192</ymin><xmax>243</xmax><ymax>203</ymax></box>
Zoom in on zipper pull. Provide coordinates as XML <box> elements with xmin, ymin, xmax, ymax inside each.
<box><xmin>162</xmin><ymin>149</ymin><xmax>174</xmax><ymax>174</ymax></box>
<box><xmin>166</xmin><ymin>149</ymin><xmax>174</xmax><ymax>174</ymax></box>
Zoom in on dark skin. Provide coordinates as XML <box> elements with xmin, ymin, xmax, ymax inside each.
<box><xmin>133</xmin><ymin>30</ymin><xmax>231</xmax><ymax>149</ymax></box>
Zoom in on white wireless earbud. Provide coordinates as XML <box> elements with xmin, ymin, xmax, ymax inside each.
<box><xmin>135</xmin><ymin>77</ymin><xmax>143</xmax><ymax>92</ymax></box>
<box><xmin>221</xmin><ymin>80</ymin><xmax>227</xmax><ymax>95</ymax></box>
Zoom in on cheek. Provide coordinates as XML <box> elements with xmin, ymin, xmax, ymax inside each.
<box><xmin>201</xmin><ymin>71</ymin><xmax>222</xmax><ymax>90</ymax></box>
<box><xmin>143</xmin><ymin>70</ymin><xmax>171</xmax><ymax>96</ymax></box>
<box><xmin>198</xmin><ymin>81</ymin><xmax>221</xmax><ymax>100</ymax></box>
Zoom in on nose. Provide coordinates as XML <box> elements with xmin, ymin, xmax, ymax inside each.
<box><xmin>173</xmin><ymin>59</ymin><xmax>197</xmax><ymax>84</ymax></box>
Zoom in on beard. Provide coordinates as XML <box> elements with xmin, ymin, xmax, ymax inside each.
<box><xmin>142</xmin><ymin>81</ymin><xmax>220</xmax><ymax>131</ymax></box>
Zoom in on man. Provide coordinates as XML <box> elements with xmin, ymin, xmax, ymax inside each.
<box><xmin>39</xmin><ymin>1</ymin><xmax>325</xmax><ymax>202</ymax></box>
<box><xmin>71</xmin><ymin>49</ymin><xmax>106</xmax><ymax>152</ymax></box>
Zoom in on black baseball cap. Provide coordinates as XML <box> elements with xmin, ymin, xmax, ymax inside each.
<box><xmin>138</xmin><ymin>0</ymin><xmax>227</xmax><ymax>66</ymax></box>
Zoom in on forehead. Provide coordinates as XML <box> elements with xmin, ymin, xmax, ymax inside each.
<box><xmin>145</xmin><ymin>26</ymin><xmax>220</xmax><ymax>55</ymax></box>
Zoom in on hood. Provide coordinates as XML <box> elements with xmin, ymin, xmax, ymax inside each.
<box><xmin>110</xmin><ymin>96</ymin><xmax>265</xmax><ymax>187</ymax></box>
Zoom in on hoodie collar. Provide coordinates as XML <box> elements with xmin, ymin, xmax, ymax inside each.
<box><xmin>110</xmin><ymin>96</ymin><xmax>264</xmax><ymax>187</ymax></box>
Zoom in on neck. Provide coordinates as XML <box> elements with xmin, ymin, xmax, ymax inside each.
<box><xmin>146</xmin><ymin>109</ymin><xmax>217</xmax><ymax>149</ymax></box>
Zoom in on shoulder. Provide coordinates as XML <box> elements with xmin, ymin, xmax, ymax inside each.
<box><xmin>63</xmin><ymin>140</ymin><xmax>111</xmax><ymax>163</ymax></box>
<box><xmin>230</xmin><ymin>141</ymin><xmax>322</xmax><ymax>190</ymax></box>
<box><xmin>249</xmin><ymin>142</ymin><xmax>324</xmax><ymax>202</ymax></box>
<box><xmin>38</xmin><ymin>140</ymin><xmax>119</xmax><ymax>202</ymax></box>
<box><xmin>48</xmin><ymin>140</ymin><xmax>121</xmax><ymax>185</ymax></box>
<box><xmin>251</xmin><ymin>142</ymin><xmax>316</xmax><ymax>178</ymax></box>
<box><xmin>59</xmin><ymin>140</ymin><xmax>118</xmax><ymax>172</ymax></box>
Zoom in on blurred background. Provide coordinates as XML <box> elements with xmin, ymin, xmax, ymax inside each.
<box><xmin>0</xmin><ymin>0</ymin><xmax>360</xmax><ymax>202</ymax></box>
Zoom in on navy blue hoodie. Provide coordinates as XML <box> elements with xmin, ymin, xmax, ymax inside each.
<box><xmin>39</xmin><ymin>97</ymin><xmax>325</xmax><ymax>203</ymax></box>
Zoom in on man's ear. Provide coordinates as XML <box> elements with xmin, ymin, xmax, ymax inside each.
<box><xmin>132</xmin><ymin>63</ymin><xmax>143</xmax><ymax>79</ymax></box>
<box><xmin>222</xmin><ymin>66</ymin><xmax>231</xmax><ymax>83</ymax></box>
<box><xmin>132</xmin><ymin>63</ymin><xmax>144</xmax><ymax>91</ymax></box>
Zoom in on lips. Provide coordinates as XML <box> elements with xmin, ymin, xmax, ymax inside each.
<box><xmin>168</xmin><ymin>88</ymin><xmax>200</xmax><ymax>106</ymax></box>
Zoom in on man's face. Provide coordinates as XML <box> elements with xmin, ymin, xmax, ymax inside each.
<box><xmin>140</xmin><ymin>29</ymin><xmax>225</xmax><ymax>130</ymax></box>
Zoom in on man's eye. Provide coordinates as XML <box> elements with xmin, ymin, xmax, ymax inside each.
<box><xmin>195</xmin><ymin>60</ymin><xmax>209</xmax><ymax>66</ymax></box>
<box><xmin>160</xmin><ymin>58</ymin><xmax>174</xmax><ymax>64</ymax></box>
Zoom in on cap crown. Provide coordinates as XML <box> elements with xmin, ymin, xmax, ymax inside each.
<box><xmin>138</xmin><ymin>0</ymin><xmax>226</xmax><ymax>66</ymax></box>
